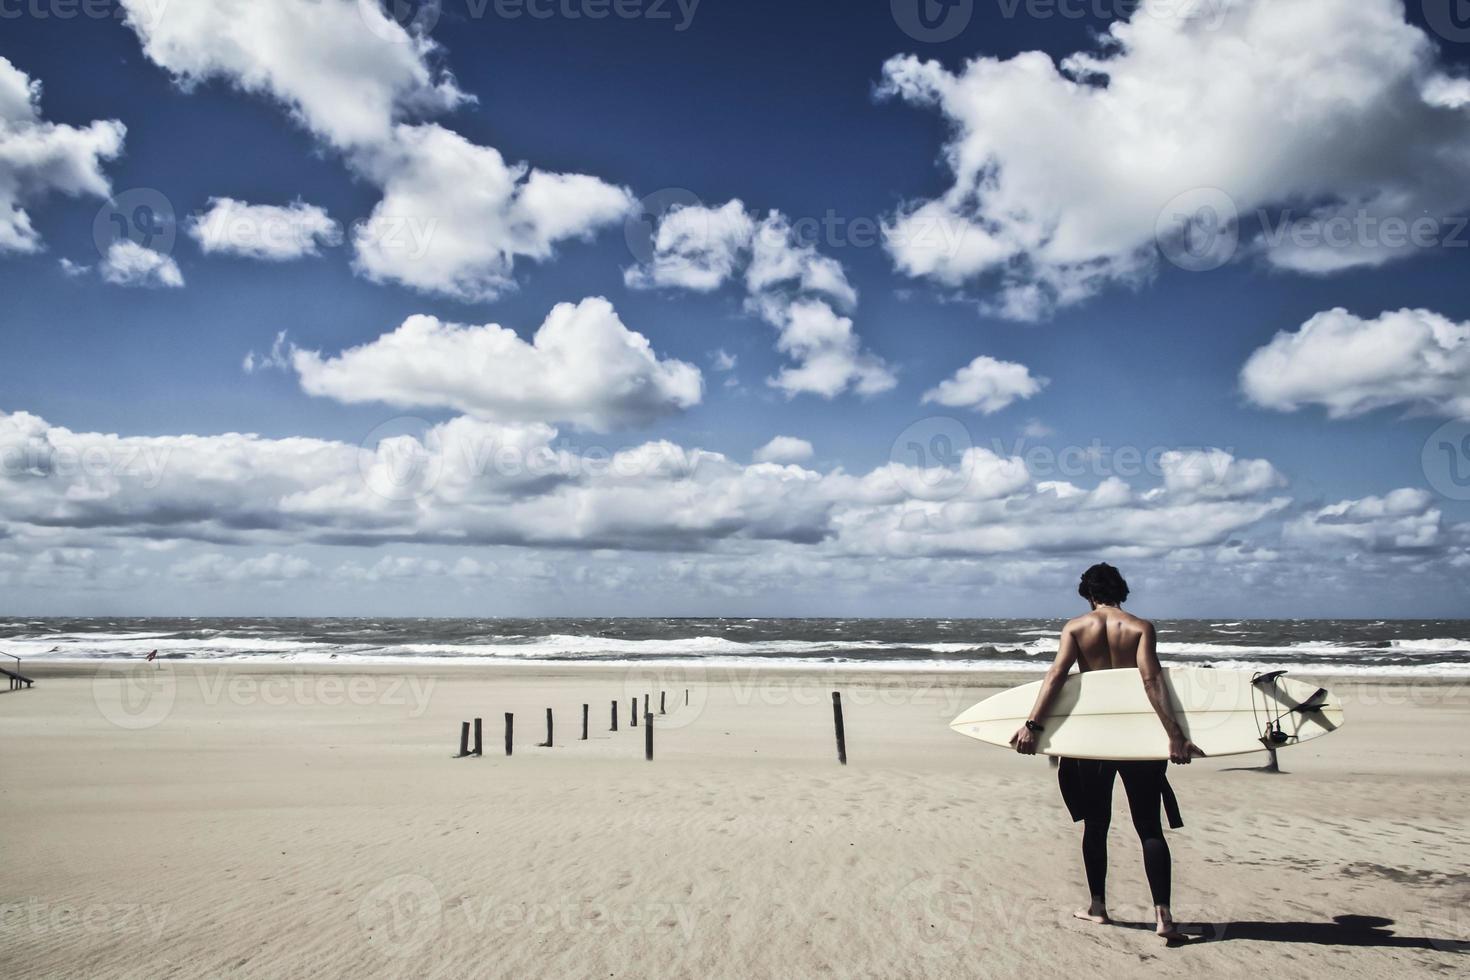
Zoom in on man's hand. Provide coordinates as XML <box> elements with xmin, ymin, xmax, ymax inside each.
<box><xmin>1169</xmin><ymin>735</ymin><xmax>1205</xmax><ymax>765</ymax></box>
<box><xmin>1010</xmin><ymin>725</ymin><xmax>1039</xmax><ymax>755</ymax></box>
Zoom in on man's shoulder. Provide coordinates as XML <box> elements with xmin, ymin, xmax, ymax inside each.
<box><xmin>1125</xmin><ymin>613</ymin><xmax>1157</xmax><ymax>634</ymax></box>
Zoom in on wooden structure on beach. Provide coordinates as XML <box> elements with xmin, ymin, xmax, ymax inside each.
<box><xmin>2</xmin><ymin>652</ymin><xmax>34</xmax><ymax>691</ymax></box>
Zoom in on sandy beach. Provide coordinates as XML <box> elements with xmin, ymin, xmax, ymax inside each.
<box><xmin>2</xmin><ymin>663</ymin><xmax>1466</xmax><ymax>979</ymax></box>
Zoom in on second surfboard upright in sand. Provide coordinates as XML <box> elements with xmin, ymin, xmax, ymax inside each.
<box><xmin>951</xmin><ymin>667</ymin><xmax>1344</xmax><ymax>761</ymax></box>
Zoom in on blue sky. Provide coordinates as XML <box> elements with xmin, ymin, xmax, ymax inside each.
<box><xmin>2</xmin><ymin>0</ymin><xmax>1469</xmax><ymax>617</ymax></box>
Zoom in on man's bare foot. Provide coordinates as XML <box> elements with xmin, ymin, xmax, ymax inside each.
<box><xmin>1155</xmin><ymin>907</ymin><xmax>1188</xmax><ymax>942</ymax></box>
<box><xmin>1073</xmin><ymin>900</ymin><xmax>1110</xmax><ymax>925</ymax></box>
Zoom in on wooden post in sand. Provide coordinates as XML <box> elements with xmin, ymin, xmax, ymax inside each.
<box><xmin>631</xmin><ymin>698</ymin><xmax>638</xmax><ymax>727</ymax></box>
<box><xmin>611</xmin><ymin>699</ymin><xmax>618</xmax><ymax>731</ymax></box>
<box><xmin>472</xmin><ymin>718</ymin><xmax>483</xmax><ymax>756</ymax></box>
<box><xmin>582</xmin><ymin>704</ymin><xmax>589</xmax><ymax>740</ymax></box>
<box><xmin>457</xmin><ymin>721</ymin><xmax>470</xmax><ymax>758</ymax></box>
<box><xmin>540</xmin><ymin>708</ymin><xmax>553</xmax><ymax>748</ymax></box>
<box><xmin>831</xmin><ymin>692</ymin><xmax>847</xmax><ymax>765</ymax></box>
<box><xmin>660</xmin><ymin>691</ymin><xmax>666</xmax><ymax>715</ymax></box>
<box><xmin>504</xmin><ymin>713</ymin><xmax>514</xmax><ymax>756</ymax></box>
<box><xmin>685</xmin><ymin>688</ymin><xmax>689</xmax><ymax>707</ymax></box>
<box><xmin>643</xmin><ymin>693</ymin><xmax>650</xmax><ymax>717</ymax></box>
<box><xmin>644</xmin><ymin>712</ymin><xmax>653</xmax><ymax>761</ymax></box>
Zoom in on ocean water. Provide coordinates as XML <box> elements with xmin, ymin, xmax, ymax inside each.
<box><xmin>2</xmin><ymin>618</ymin><xmax>1469</xmax><ymax>675</ymax></box>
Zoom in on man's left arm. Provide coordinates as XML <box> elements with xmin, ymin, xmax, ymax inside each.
<box><xmin>1138</xmin><ymin>623</ymin><xmax>1205</xmax><ymax>764</ymax></box>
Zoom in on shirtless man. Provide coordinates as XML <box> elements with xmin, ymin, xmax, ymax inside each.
<box><xmin>1009</xmin><ymin>563</ymin><xmax>1203</xmax><ymax>942</ymax></box>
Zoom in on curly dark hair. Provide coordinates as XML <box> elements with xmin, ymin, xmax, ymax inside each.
<box><xmin>1078</xmin><ymin>563</ymin><xmax>1130</xmax><ymax>606</ymax></box>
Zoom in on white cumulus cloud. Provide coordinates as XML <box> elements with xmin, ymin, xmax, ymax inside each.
<box><xmin>626</xmin><ymin>200</ymin><xmax>895</xmax><ymax>399</ymax></box>
<box><xmin>351</xmin><ymin>124</ymin><xmax>634</xmax><ymax>301</ymax></box>
<box><xmin>99</xmin><ymin>240</ymin><xmax>184</xmax><ymax>288</ymax></box>
<box><xmin>922</xmin><ymin>355</ymin><xmax>1047</xmax><ymax>413</ymax></box>
<box><xmin>753</xmin><ymin>436</ymin><xmax>814</xmax><ymax>464</ymax></box>
<box><xmin>878</xmin><ymin>0</ymin><xmax>1470</xmax><ymax>319</ymax></box>
<box><xmin>0</xmin><ymin>57</ymin><xmax>125</xmax><ymax>254</ymax></box>
<box><xmin>117</xmin><ymin>0</ymin><xmax>467</xmax><ymax>151</ymax></box>
<box><xmin>625</xmin><ymin>198</ymin><xmax>755</xmax><ymax>292</ymax></box>
<box><xmin>119</xmin><ymin>0</ymin><xmax>632</xmax><ymax>301</ymax></box>
<box><xmin>0</xmin><ymin>407</ymin><xmax>1296</xmax><ymax>563</ymax></box>
<box><xmin>188</xmin><ymin>197</ymin><xmax>341</xmax><ymax>260</ymax></box>
<box><xmin>1285</xmin><ymin>489</ymin><xmax>1442</xmax><ymax>553</ymax></box>
<box><xmin>291</xmin><ymin>297</ymin><xmax>703</xmax><ymax>431</ymax></box>
<box><xmin>1241</xmin><ymin>308</ymin><xmax>1470</xmax><ymax>419</ymax></box>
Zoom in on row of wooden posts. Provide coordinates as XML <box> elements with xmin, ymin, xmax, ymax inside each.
<box><xmin>455</xmin><ymin>689</ymin><xmax>686</xmax><ymax>762</ymax></box>
<box><xmin>454</xmin><ymin>689</ymin><xmax>852</xmax><ymax>765</ymax></box>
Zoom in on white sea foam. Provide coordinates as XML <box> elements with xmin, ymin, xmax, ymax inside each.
<box><xmin>1387</xmin><ymin>638</ymin><xmax>1470</xmax><ymax>651</ymax></box>
<box><xmin>5</xmin><ymin>624</ymin><xmax>1467</xmax><ymax>676</ymax></box>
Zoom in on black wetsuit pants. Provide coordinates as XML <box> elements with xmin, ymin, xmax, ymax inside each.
<box><xmin>1070</xmin><ymin>759</ymin><xmax>1172</xmax><ymax>906</ymax></box>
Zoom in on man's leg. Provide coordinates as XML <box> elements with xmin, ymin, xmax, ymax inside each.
<box><xmin>1118</xmin><ymin>761</ymin><xmax>1184</xmax><ymax>940</ymax></box>
<box><xmin>1076</xmin><ymin>762</ymin><xmax>1115</xmax><ymax>923</ymax></box>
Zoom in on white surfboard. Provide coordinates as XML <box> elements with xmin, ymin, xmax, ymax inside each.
<box><xmin>950</xmin><ymin>668</ymin><xmax>1343</xmax><ymax>761</ymax></box>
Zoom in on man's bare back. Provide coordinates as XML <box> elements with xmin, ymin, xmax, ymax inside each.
<box><xmin>1063</xmin><ymin>606</ymin><xmax>1155</xmax><ymax>673</ymax></box>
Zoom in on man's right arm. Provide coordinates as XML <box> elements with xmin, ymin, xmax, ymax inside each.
<box><xmin>1009</xmin><ymin>627</ymin><xmax>1079</xmax><ymax>755</ymax></box>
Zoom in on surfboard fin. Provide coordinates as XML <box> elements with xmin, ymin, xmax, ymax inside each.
<box><xmin>1292</xmin><ymin>688</ymin><xmax>1330</xmax><ymax>713</ymax></box>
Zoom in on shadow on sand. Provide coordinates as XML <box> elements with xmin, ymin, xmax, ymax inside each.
<box><xmin>1220</xmin><ymin>764</ymin><xmax>1287</xmax><ymax>774</ymax></box>
<box><xmin>1113</xmin><ymin>915</ymin><xmax>1468</xmax><ymax>951</ymax></box>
